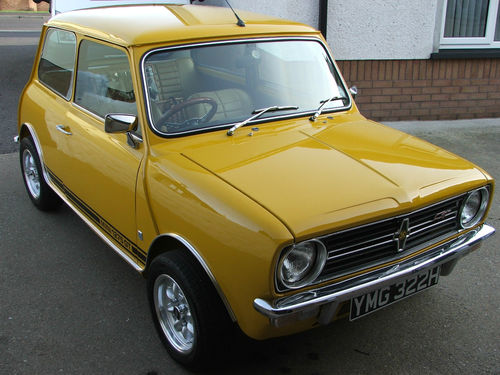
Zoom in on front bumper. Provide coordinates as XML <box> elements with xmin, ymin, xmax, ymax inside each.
<box><xmin>254</xmin><ymin>224</ymin><xmax>495</xmax><ymax>327</ymax></box>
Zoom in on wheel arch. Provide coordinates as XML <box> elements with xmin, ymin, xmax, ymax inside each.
<box><xmin>19</xmin><ymin>123</ymin><xmax>32</xmax><ymax>141</ymax></box>
<box><xmin>144</xmin><ymin>233</ymin><xmax>238</xmax><ymax>322</ymax></box>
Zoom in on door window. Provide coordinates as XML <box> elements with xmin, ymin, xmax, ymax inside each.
<box><xmin>75</xmin><ymin>40</ymin><xmax>137</xmax><ymax>119</ymax></box>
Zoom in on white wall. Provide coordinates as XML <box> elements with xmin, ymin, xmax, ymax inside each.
<box><xmin>327</xmin><ymin>0</ymin><xmax>439</xmax><ymax>60</ymax></box>
<box><xmin>200</xmin><ymin>0</ymin><xmax>442</xmax><ymax>61</ymax></box>
<box><xmin>200</xmin><ymin>0</ymin><xmax>319</xmax><ymax>34</ymax></box>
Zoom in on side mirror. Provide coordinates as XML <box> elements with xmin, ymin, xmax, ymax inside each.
<box><xmin>349</xmin><ymin>86</ymin><xmax>358</xmax><ymax>99</ymax></box>
<box><xmin>104</xmin><ymin>114</ymin><xmax>137</xmax><ymax>134</ymax></box>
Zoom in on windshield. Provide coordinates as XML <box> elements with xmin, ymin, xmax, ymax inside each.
<box><xmin>142</xmin><ymin>39</ymin><xmax>349</xmax><ymax>136</ymax></box>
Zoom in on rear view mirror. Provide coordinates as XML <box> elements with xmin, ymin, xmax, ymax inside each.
<box><xmin>349</xmin><ymin>86</ymin><xmax>358</xmax><ymax>99</ymax></box>
<box><xmin>104</xmin><ymin>114</ymin><xmax>137</xmax><ymax>133</ymax></box>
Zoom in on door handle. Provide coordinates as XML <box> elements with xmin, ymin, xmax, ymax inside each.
<box><xmin>56</xmin><ymin>125</ymin><xmax>72</xmax><ymax>135</ymax></box>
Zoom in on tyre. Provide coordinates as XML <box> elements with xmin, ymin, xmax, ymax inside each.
<box><xmin>147</xmin><ymin>250</ymin><xmax>234</xmax><ymax>370</ymax></box>
<box><xmin>19</xmin><ymin>137</ymin><xmax>60</xmax><ymax>211</ymax></box>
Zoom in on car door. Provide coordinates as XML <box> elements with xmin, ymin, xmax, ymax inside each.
<box><xmin>52</xmin><ymin>38</ymin><xmax>146</xmax><ymax>266</ymax></box>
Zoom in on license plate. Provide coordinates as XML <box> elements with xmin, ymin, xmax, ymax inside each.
<box><xmin>349</xmin><ymin>266</ymin><xmax>440</xmax><ymax>321</ymax></box>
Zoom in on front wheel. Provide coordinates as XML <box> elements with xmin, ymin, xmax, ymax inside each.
<box><xmin>147</xmin><ymin>250</ymin><xmax>234</xmax><ymax>370</ymax></box>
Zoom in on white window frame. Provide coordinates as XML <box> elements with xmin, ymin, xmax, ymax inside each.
<box><xmin>439</xmin><ymin>0</ymin><xmax>500</xmax><ymax>49</ymax></box>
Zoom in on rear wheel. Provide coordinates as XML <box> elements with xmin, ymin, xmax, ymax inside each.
<box><xmin>147</xmin><ymin>250</ymin><xmax>234</xmax><ymax>370</ymax></box>
<box><xmin>19</xmin><ymin>137</ymin><xmax>60</xmax><ymax>211</ymax></box>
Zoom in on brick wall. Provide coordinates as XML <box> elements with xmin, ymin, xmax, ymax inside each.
<box><xmin>337</xmin><ymin>59</ymin><xmax>500</xmax><ymax>121</ymax></box>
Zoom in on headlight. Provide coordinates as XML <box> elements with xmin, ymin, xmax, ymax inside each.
<box><xmin>277</xmin><ymin>240</ymin><xmax>327</xmax><ymax>290</ymax></box>
<box><xmin>460</xmin><ymin>187</ymin><xmax>489</xmax><ymax>229</ymax></box>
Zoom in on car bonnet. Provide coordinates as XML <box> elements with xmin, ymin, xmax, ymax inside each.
<box><xmin>158</xmin><ymin>114</ymin><xmax>487</xmax><ymax>239</ymax></box>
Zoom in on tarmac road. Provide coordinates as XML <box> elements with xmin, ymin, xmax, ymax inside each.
<box><xmin>1</xmin><ymin>121</ymin><xmax>498</xmax><ymax>375</ymax></box>
<box><xmin>1</xmin><ymin>12</ymin><xmax>499</xmax><ymax>375</ymax></box>
<box><xmin>0</xmin><ymin>13</ymin><xmax>45</xmax><ymax>155</ymax></box>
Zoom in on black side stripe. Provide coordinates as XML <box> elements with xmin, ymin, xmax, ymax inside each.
<box><xmin>46</xmin><ymin>167</ymin><xmax>147</xmax><ymax>265</ymax></box>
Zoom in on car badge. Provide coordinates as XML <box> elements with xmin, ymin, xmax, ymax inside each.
<box><xmin>434</xmin><ymin>209</ymin><xmax>451</xmax><ymax>222</ymax></box>
<box><xmin>394</xmin><ymin>218</ymin><xmax>410</xmax><ymax>253</ymax></box>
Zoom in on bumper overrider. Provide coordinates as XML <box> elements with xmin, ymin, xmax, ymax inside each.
<box><xmin>254</xmin><ymin>224</ymin><xmax>495</xmax><ymax>328</ymax></box>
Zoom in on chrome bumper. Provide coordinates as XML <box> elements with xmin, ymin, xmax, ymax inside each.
<box><xmin>254</xmin><ymin>224</ymin><xmax>495</xmax><ymax>327</ymax></box>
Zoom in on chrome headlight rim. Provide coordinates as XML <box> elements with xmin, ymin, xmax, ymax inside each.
<box><xmin>459</xmin><ymin>186</ymin><xmax>490</xmax><ymax>229</ymax></box>
<box><xmin>276</xmin><ymin>239</ymin><xmax>327</xmax><ymax>291</ymax></box>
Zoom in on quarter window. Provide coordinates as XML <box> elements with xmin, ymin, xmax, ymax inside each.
<box><xmin>38</xmin><ymin>28</ymin><xmax>76</xmax><ymax>99</ymax></box>
<box><xmin>75</xmin><ymin>40</ymin><xmax>137</xmax><ymax>119</ymax></box>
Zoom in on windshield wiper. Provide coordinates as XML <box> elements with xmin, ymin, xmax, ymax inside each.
<box><xmin>309</xmin><ymin>96</ymin><xmax>348</xmax><ymax>122</ymax></box>
<box><xmin>227</xmin><ymin>105</ymin><xmax>298</xmax><ymax>136</ymax></box>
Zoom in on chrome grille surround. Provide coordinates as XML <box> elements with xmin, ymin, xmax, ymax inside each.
<box><xmin>318</xmin><ymin>194</ymin><xmax>466</xmax><ymax>283</ymax></box>
<box><xmin>277</xmin><ymin>194</ymin><xmax>468</xmax><ymax>292</ymax></box>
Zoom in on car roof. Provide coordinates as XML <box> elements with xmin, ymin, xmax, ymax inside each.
<box><xmin>46</xmin><ymin>4</ymin><xmax>318</xmax><ymax>47</ymax></box>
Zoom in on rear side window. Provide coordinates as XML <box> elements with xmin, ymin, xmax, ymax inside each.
<box><xmin>74</xmin><ymin>40</ymin><xmax>136</xmax><ymax>119</ymax></box>
<box><xmin>38</xmin><ymin>28</ymin><xmax>76</xmax><ymax>99</ymax></box>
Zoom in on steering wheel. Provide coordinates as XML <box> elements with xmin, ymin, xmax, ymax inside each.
<box><xmin>158</xmin><ymin>97</ymin><xmax>218</xmax><ymax>132</ymax></box>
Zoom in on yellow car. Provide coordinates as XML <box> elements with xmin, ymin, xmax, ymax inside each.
<box><xmin>17</xmin><ymin>3</ymin><xmax>495</xmax><ymax>369</ymax></box>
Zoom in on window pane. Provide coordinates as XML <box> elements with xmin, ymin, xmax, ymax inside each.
<box><xmin>75</xmin><ymin>40</ymin><xmax>136</xmax><ymax>119</ymax></box>
<box><xmin>495</xmin><ymin>1</ymin><xmax>500</xmax><ymax>40</ymax></box>
<box><xmin>38</xmin><ymin>29</ymin><xmax>76</xmax><ymax>98</ymax></box>
<box><xmin>444</xmin><ymin>0</ymin><xmax>490</xmax><ymax>37</ymax></box>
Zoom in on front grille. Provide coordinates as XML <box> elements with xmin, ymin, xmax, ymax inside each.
<box><xmin>317</xmin><ymin>195</ymin><xmax>465</xmax><ymax>282</ymax></box>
